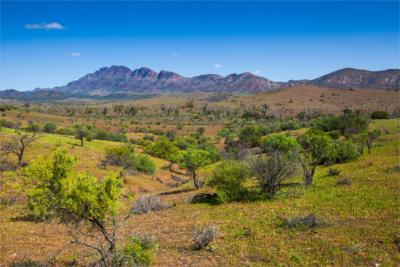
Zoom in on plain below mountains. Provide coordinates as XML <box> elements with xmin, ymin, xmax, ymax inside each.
<box><xmin>1</xmin><ymin>67</ymin><xmax>399</xmax><ymax>101</ymax></box>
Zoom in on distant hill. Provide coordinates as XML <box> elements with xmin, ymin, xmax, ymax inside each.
<box><xmin>1</xmin><ymin>66</ymin><xmax>398</xmax><ymax>101</ymax></box>
<box><xmin>311</xmin><ymin>68</ymin><xmax>400</xmax><ymax>90</ymax></box>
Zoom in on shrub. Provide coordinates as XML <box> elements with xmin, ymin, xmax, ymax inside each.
<box><xmin>327</xmin><ymin>168</ymin><xmax>341</xmax><ymax>176</ymax></box>
<box><xmin>133</xmin><ymin>154</ymin><xmax>156</xmax><ymax>175</ymax></box>
<box><xmin>0</xmin><ymin>119</ymin><xmax>20</xmax><ymax>129</ymax></box>
<box><xmin>122</xmin><ymin>235</ymin><xmax>157</xmax><ymax>267</ymax></box>
<box><xmin>132</xmin><ymin>195</ymin><xmax>170</xmax><ymax>214</ymax></box>
<box><xmin>280</xmin><ymin>214</ymin><xmax>326</xmax><ymax>230</ymax></box>
<box><xmin>56</xmin><ymin>127</ymin><xmax>75</xmax><ymax>136</ymax></box>
<box><xmin>25</xmin><ymin>122</ymin><xmax>41</xmax><ymax>133</ymax></box>
<box><xmin>104</xmin><ymin>145</ymin><xmax>134</xmax><ymax>168</ymax></box>
<box><xmin>104</xmin><ymin>145</ymin><xmax>156</xmax><ymax>175</ymax></box>
<box><xmin>336</xmin><ymin>177</ymin><xmax>351</xmax><ymax>186</ymax></box>
<box><xmin>280</xmin><ymin>120</ymin><xmax>301</xmax><ymax>131</ymax></box>
<box><xmin>333</xmin><ymin>140</ymin><xmax>359</xmax><ymax>163</ymax></box>
<box><xmin>42</xmin><ymin>122</ymin><xmax>57</xmax><ymax>133</ymax></box>
<box><xmin>371</xmin><ymin>110</ymin><xmax>389</xmax><ymax>119</ymax></box>
<box><xmin>192</xmin><ymin>225</ymin><xmax>218</xmax><ymax>250</ymax></box>
<box><xmin>94</xmin><ymin>129</ymin><xmax>127</xmax><ymax>142</ymax></box>
<box><xmin>145</xmin><ymin>137</ymin><xmax>180</xmax><ymax>162</ymax></box>
<box><xmin>239</xmin><ymin>125</ymin><xmax>263</xmax><ymax>147</ymax></box>
<box><xmin>208</xmin><ymin>161</ymin><xmax>249</xmax><ymax>202</ymax></box>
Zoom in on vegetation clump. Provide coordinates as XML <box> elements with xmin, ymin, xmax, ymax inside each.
<box><xmin>280</xmin><ymin>214</ymin><xmax>327</xmax><ymax>230</ymax></box>
<box><xmin>192</xmin><ymin>225</ymin><xmax>218</xmax><ymax>250</ymax></box>
<box><xmin>208</xmin><ymin>160</ymin><xmax>249</xmax><ymax>202</ymax></box>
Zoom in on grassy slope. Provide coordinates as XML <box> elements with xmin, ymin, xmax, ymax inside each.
<box><xmin>0</xmin><ymin>119</ymin><xmax>399</xmax><ymax>266</ymax></box>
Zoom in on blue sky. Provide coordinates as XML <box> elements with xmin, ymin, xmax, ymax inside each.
<box><xmin>1</xmin><ymin>1</ymin><xmax>399</xmax><ymax>91</ymax></box>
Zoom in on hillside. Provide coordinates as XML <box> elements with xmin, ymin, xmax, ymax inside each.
<box><xmin>0</xmin><ymin>119</ymin><xmax>399</xmax><ymax>266</ymax></box>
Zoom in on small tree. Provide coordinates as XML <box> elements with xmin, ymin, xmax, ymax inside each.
<box><xmin>364</xmin><ymin>129</ymin><xmax>381</xmax><ymax>154</ymax></box>
<box><xmin>180</xmin><ymin>149</ymin><xmax>211</xmax><ymax>189</ymax></box>
<box><xmin>25</xmin><ymin>149</ymin><xmax>155</xmax><ymax>266</ymax></box>
<box><xmin>0</xmin><ymin>132</ymin><xmax>39</xmax><ymax>169</ymax></box>
<box><xmin>74</xmin><ymin>124</ymin><xmax>90</xmax><ymax>147</ymax></box>
<box><xmin>297</xmin><ymin>132</ymin><xmax>335</xmax><ymax>186</ymax></box>
<box><xmin>252</xmin><ymin>135</ymin><xmax>299</xmax><ymax>197</ymax></box>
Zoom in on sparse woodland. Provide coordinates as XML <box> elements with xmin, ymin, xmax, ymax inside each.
<box><xmin>0</xmin><ymin>97</ymin><xmax>399</xmax><ymax>266</ymax></box>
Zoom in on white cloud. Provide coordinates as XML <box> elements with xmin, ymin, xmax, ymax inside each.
<box><xmin>253</xmin><ymin>69</ymin><xmax>262</xmax><ymax>75</ymax></box>
<box><xmin>214</xmin><ymin>63</ymin><xmax>223</xmax><ymax>68</ymax></box>
<box><xmin>25</xmin><ymin>22</ymin><xmax>65</xmax><ymax>30</ymax></box>
<box><xmin>71</xmin><ymin>52</ymin><xmax>81</xmax><ymax>57</ymax></box>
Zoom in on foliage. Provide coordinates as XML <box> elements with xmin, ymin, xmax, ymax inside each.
<box><xmin>56</xmin><ymin>127</ymin><xmax>75</xmax><ymax>136</ymax></box>
<box><xmin>74</xmin><ymin>124</ymin><xmax>91</xmax><ymax>147</ymax></box>
<box><xmin>104</xmin><ymin>145</ymin><xmax>155</xmax><ymax>175</ymax></box>
<box><xmin>364</xmin><ymin>129</ymin><xmax>381</xmax><ymax>154</ymax></box>
<box><xmin>262</xmin><ymin>134</ymin><xmax>300</xmax><ymax>155</ymax></box>
<box><xmin>208</xmin><ymin>160</ymin><xmax>249</xmax><ymax>202</ymax></box>
<box><xmin>370</xmin><ymin>110</ymin><xmax>389</xmax><ymax>119</ymax></box>
<box><xmin>94</xmin><ymin>129</ymin><xmax>128</xmax><ymax>142</ymax></box>
<box><xmin>280</xmin><ymin>214</ymin><xmax>327</xmax><ymax>230</ymax></box>
<box><xmin>312</xmin><ymin>110</ymin><xmax>369</xmax><ymax>137</ymax></box>
<box><xmin>42</xmin><ymin>122</ymin><xmax>57</xmax><ymax>133</ymax></box>
<box><xmin>25</xmin><ymin>149</ymin><xmax>77</xmax><ymax>220</ymax></box>
<box><xmin>121</xmin><ymin>235</ymin><xmax>156</xmax><ymax>266</ymax></box>
<box><xmin>0</xmin><ymin>119</ymin><xmax>20</xmax><ymax>129</ymax></box>
<box><xmin>24</xmin><ymin>149</ymin><xmax>143</xmax><ymax>266</ymax></box>
<box><xmin>133</xmin><ymin>154</ymin><xmax>156</xmax><ymax>175</ymax></box>
<box><xmin>298</xmin><ymin>132</ymin><xmax>335</xmax><ymax>186</ymax></box>
<box><xmin>239</xmin><ymin>125</ymin><xmax>263</xmax><ymax>147</ymax></box>
<box><xmin>145</xmin><ymin>137</ymin><xmax>180</xmax><ymax>162</ymax></box>
<box><xmin>25</xmin><ymin>122</ymin><xmax>41</xmax><ymax>133</ymax></box>
<box><xmin>333</xmin><ymin>140</ymin><xmax>359</xmax><ymax>163</ymax></box>
<box><xmin>252</xmin><ymin>135</ymin><xmax>300</xmax><ymax>197</ymax></box>
<box><xmin>180</xmin><ymin>148</ymin><xmax>212</xmax><ymax>189</ymax></box>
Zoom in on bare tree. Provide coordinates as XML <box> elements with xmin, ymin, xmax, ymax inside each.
<box><xmin>1</xmin><ymin>132</ymin><xmax>39</xmax><ymax>169</ymax></box>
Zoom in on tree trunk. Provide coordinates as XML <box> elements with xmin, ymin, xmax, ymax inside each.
<box><xmin>16</xmin><ymin>153</ymin><xmax>24</xmax><ymax>169</ymax></box>
<box><xmin>80</xmin><ymin>138</ymin><xmax>84</xmax><ymax>147</ymax></box>
<box><xmin>304</xmin><ymin>168</ymin><xmax>314</xmax><ymax>186</ymax></box>
<box><xmin>192</xmin><ymin>170</ymin><xmax>200</xmax><ymax>189</ymax></box>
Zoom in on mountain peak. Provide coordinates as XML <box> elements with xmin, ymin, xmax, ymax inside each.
<box><xmin>132</xmin><ymin>67</ymin><xmax>158</xmax><ymax>79</ymax></box>
<box><xmin>158</xmin><ymin>70</ymin><xmax>184</xmax><ymax>81</ymax></box>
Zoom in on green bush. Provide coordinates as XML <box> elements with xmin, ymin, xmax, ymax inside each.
<box><xmin>56</xmin><ymin>127</ymin><xmax>75</xmax><ymax>136</ymax></box>
<box><xmin>42</xmin><ymin>122</ymin><xmax>57</xmax><ymax>133</ymax></box>
<box><xmin>333</xmin><ymin>140</ymin><xmax>360</xmax><ymax>163</ymax></box>
<box><xmin>208</xmin><ymin>161</ymin><xmax>249</xmax><ymax>202</ymax></box>
<box><xmin>0</xmin><ymin>119</ymin><xmax>20</xmax><ymax>129</ymax></box>
<box><xmin>25</xmin><ymin>123</ymin><xmax>41</xmax><ymax>133</ymax></box>
<box><xmin>145</xmin><ymin>137</ymin><xmax>180</xmax><ymax>162</ymax></box>
<box><xmin>122</xmin><ymin>235</ymin><xmax>157</xmax><ymax>266</ymax></box>
<box><xmin>94</xmin><ymin>129</ymin><xmax>127</xmax><ymax>142</ymax></box>
<box><xmin>133</xmin><ymin>154</ymin><xmax>156</xmax><ymax>175</ymax></box>
<box><xmin>239</xmin><ymin>125</ymin><xmax>263</xmax><ymax>147</ymax></box>
<box><xmin>370</xmin><ymin>110</ymin><xmax>389</xmax><ymax>119</ymax></box>
<box><xmin>104</xmin><ymin>145</ymin><xmax>156</xmax><ymax>175</ymax></box>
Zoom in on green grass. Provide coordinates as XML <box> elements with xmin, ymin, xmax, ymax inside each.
<box><xmin>1</xmin><ymin>120</ymin><xmax>400</xmax><ymax>266</ymax></box>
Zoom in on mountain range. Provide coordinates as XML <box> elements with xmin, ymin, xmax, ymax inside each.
<box><xmin>1</xmin><ymin>67</ymin><xmax>399</xmax><ymax>101</ymax></box>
